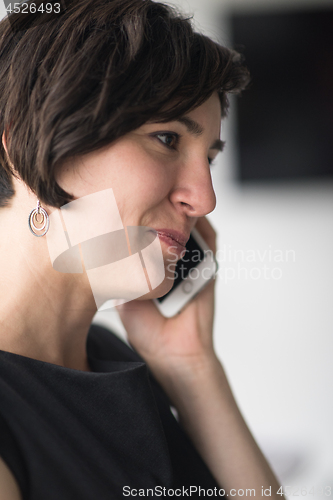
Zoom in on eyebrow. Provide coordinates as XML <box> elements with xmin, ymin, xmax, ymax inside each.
<box><xmin>176</xmin><ymin>116</ymin><xmax>225</xmax><ymax>152</ymax></box>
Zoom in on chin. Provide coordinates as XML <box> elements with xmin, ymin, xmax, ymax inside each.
<box><xmin>136</xmin><ymin>272</ymin><xmax>175</xmax><ymax>301</ymax></box>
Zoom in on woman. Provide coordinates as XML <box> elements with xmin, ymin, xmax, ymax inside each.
<box><xmin>0</xmin><ymin>0</ymin><xmax>282</xmax><ymax>498</ymax></box>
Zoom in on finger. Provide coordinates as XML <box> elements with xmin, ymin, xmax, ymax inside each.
<box><xmin>115</xmin><ymin>298</ymin><xmax>164</xmax><ymax>335</ymax></box>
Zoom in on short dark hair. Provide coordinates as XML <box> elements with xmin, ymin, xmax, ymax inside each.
<box><xmin>0</xmin><ymin>0</ymin><xmax>250</xmax><ymax>208</ymax></box>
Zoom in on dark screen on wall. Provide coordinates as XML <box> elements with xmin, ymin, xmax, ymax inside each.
<box><xmin>229</xmin><ymin>8</ymin><xmax>333</xmax><ymax>182</ymax></box>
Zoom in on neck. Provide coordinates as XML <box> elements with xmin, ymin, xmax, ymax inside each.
<box><xmin>0</xmin><ymin>184</ymin><xmax>97</xmax><ymax>372</ymax></box>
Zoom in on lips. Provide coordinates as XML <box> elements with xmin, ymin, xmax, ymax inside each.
<box><xmin>154</xmin><ymin>229</ymin><xmax>189</xmax><ymax>248</ymax></box>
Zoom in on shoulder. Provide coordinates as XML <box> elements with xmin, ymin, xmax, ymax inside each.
<box><xmin>0</xmin><ymin>456</ymin><xmax>22</xmax><ymax>500</ymax></box>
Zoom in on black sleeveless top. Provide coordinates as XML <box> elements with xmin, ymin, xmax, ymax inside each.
<box><xmin>0</xmin><ymin>324</ymin><xmax>221</xmax><ymax>499</ymax></box>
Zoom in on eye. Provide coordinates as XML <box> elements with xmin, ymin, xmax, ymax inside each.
<box><xmin>153</xmin><ymin>132</ymin><xmax>180</xmax><ymax>149</ymax></box>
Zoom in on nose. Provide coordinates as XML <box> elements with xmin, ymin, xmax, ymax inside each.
<box><xmin>169</xmin><ymin>158</ymin><xmax>217</xmax><ymax>218</ymax></box>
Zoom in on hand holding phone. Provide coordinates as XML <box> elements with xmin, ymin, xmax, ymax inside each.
<box><xmin>116</xmin><ymin>217</ymin><xmax>218</xmax><ymax>376</ymax></box>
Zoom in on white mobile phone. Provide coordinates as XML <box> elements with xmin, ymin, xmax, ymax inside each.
<box><xmin>153</xmin><ymin>227</ymin><xmax>218</xmax><ymax>318</ymax></box>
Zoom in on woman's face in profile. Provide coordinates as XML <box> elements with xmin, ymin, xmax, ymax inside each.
<box><xmin>55</xmin><ymin>91</ymin><xmax>222</xmax><ymax>299</ymax></box>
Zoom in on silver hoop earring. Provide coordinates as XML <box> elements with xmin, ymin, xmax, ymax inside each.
<box><xmin>28</xmin><ymin>200</ymin><xmax>50</xmax><ymax>237</ymax></box>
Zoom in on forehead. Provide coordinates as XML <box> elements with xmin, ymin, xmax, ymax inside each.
<box><xmin>187</xmin><ymin>92</ymin><xmax>221</xmax><ymax>125</ymax></box>
<box><xmin>176</xmin><ymin>93</ymin><xmax>222</xmax><ymax>144</ymax></box>
<box><xmin>147</xmin><ymin>92</ymin><xmax>222</xmax><ymax>138</ymax></box>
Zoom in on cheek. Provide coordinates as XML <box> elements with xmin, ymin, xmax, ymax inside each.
<box><xmin>102</xmin><ymin>146</ymin><xmax>173</xmax><ymax>215</ymax></box>
<box><xmin>55</xmin><ymin>141</ymin><xmax>174</xmax><ymax>215</ymax></box>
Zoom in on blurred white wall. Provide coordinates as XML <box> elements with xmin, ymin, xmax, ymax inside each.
<box><xmin>1</xmin><ymin>0</ymin><xmax>332</xmax><ymax>491</ymax></box>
